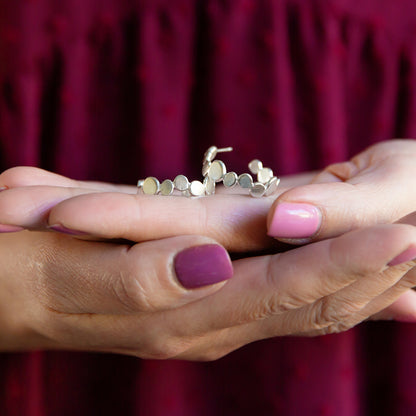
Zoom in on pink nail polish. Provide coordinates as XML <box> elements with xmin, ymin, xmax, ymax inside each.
<box><xmin>388</xmin><ymin>245</ymin><xmax>416</xmax><ymax>267</ymax></box>
<box><xmin>0</xmin><ymin>224</ymin><xmax>24</xmax><ymax>233</ymax></box>
<box><xmin>48</xmin><ymin>224</ymin><xmax>87</xmax><ymax>236</ymax></box>
<box><xmin>267</xmin><ymin>202</ymin><xmax>321</xmax><ymax>239</ymax></box>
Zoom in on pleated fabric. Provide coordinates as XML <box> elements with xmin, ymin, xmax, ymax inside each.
<box><xmin>0</xmin><ymin>0</ymin><xmax>416</xmax><ymax>415</ymax></box>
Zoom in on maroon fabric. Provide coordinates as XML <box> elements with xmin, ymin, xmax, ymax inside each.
<box><xmin>1</xmin><ymin>0</ymin><xmax>416</xmax><ymax>415</ymax></box>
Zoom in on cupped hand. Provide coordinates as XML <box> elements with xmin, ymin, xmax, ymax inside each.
<box><xmin>267</xmin><ymin>139</ymin><xmax>416</xmax><ymax>243</ymax></box>
<box><xmin>0</xmin><ymin>138</ymin><xmax>415</xmax><ymax>356</ymax></box>
<box><xmin>0</xmin><ymin>166</ymin><xmax>308</xmax><ymax>252</ymax></box>
<box><xmin>0</xmin><ymin>220</ymin><xmax>414</xmax><ymax>360</ymax></box>
<box><xmin>266</xmin><ymin>139</ymin><xmax>416</xmax><ymax>321</ymax></box>
<box><xmin>0</xmin><ymin>230</ymin><xmax>233</xmax><ymax>352</ymax></box>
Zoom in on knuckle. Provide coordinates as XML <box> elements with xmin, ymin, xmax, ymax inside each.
<box><xmin>258</xmin><ymin>295</ymin><xmax>303</xmax><ymax>320</ymax></box>
<box><xmin>111</xmin><ymin>267</ymin><xmax>155</xmax><ymax>313</ymax></box>
<box><xmin>311</xmin><ymin>296</ymin><xmax>358</xmax><ymax>333</ymax></box>
<box><xmin>256</xmin><ymin>255</ymin><xmax>306</xmax><ymax>319</ymax></box>
<box><xmin>112</xmin><ymin>246</ymin><xmax>173</xmax><ymax>313</ymax></box>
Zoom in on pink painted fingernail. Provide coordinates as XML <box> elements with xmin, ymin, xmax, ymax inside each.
<box><xmin>388</xmin><ymin>245</ymin><xmax>416</xmax><ymax>267</ymax></box>
<box><xmin>0</xmin><ymin>224</ymin><xmax>24</xmax><ymax>233</ymax></box>
<box><xmin>48</xmin><ymin>224</ymin><xmax>87</xmax><ymax>236</ymax></box>
<box><xmin>267</xmin><ymin>202</ymin><xmax>321</xmax><ymax>239</ymax></box>
<box><xmin>174</xmin><ymin>244</ymin><xmax>233</xmax><ymax>289</ymax></box>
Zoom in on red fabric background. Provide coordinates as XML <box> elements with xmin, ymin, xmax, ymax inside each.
<box><xmin>1</xmin><ymin>0</ymin><xmax>416</xmax><ymax>414</ymax></box>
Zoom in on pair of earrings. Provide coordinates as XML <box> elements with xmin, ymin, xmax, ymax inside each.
<box><xmin>137</xmin><ymin>146</ymin><xmax>280</xmax><ymax>198</ymax></box>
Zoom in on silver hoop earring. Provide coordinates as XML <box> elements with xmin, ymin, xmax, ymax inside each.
<box><xmin>137</xmin><ymin>146</ymin><xmax>280</xmax><ymax>198</ymax></box>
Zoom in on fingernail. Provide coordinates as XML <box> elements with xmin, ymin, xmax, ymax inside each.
<box><xmin>267</xmin><ymin>202</ymin><xmax>321</xmax><ymax>239</ymax></box>
<box><xmin>388</xmin><ymin>245</ymin><xmax>416</xmax><ymax>267</ymax></box>
<box><xmin>0</xmin><ymin>186</ymin><xmax>8</xmax><ymax>192</ymax></box>
<box><xmin>174</xmin><ymin>244</ymin><xmax>233</xmax><ymax>289</ymax></box>
<box><xmin>48</xmin><ymin>224</ymin><xmax>87</xmax><ymax>236</ymax></box>
<box><xmin>0</xmin><ymin>224</ymin><xmax>24</xmax><ymax>233</ymax></box>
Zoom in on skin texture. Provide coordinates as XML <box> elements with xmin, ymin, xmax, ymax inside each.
<box><xmin>0</xmin><ymin>139</ymin><xmax>414</xmax><ymax>360</ymax></box>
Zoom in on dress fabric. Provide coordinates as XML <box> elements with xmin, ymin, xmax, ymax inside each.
<box><xmin>0</xmin><ymin>0</ymin><xmax>416</xmax><ymax>415</ymax></box>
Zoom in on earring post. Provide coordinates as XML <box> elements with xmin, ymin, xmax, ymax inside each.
<box><xmin>216</xmin><ymin>147</ymin><xmax>233</xmax><ymax>153</ymax></box>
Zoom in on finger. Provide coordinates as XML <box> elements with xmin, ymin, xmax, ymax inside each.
<box><xmin>0</xmin><ymin>167</ymin><xmax>312</xmax><ymax>251</ymax></box>
<box><xmin>0</xmin><ymin>166</ymin><xmax>137</xmax><ymax>193</ymax></box>
<box><xmin>46</xmin><ymin>191</ymin><xmax>278</xmax><ymax>251</ymax></box>
<box><xmin>161</xmin><ymin>223</ymin><xmax>416</xmax><ymax>338</ymax></box>
<box><xmin>298</xmin><ymin>266</ymin><xmax>416</xmax><ymax>335</ymax></box>
<box><xmin>291</xmin><ymin>258</ymin><xmax>416</xmax><ymax>336</ymax></box>
<box><xmin>16</xmin><ymin>231</ymin><xmax>232</xmax><ymax>316</ymax></box>
<box><xmin>0</xmin><ymin>184</ymin><xmax>282</xmax><ymax>252</ymax></box>
<box><xmin>0</xmin><ymin>184</ymin><xmax>277</xmax><ymax>251</ymax></box>
<box><xmin>0</xmin><ymin>185</ymin><xmax>103</xmax><ymax>230</ymax></box>
<box><xmin>39</xmin><ymin>223</ymin><xmax>416</xmax><ymax>359</ymax></box>
<box><xmin>203</xmin><ymin>268</ymin><xmax>416</xmax><ymax>360</ymax></box>
<box><xmin>267</xmin><ymin>139</ymin><xmax>416</xmax><ymax>243</ymax></box>
<box><xmin>173</xmin><ymin>227</ymin><xmax>416</xmax><ymax>360</ymax></box>
<box><xmin>0</xmin><ymin>170</ymin><xmax>285</xmax><ymax>251</ymax></box>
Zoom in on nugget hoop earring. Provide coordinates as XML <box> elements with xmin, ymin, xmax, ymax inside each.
<box><xmin>137</xmin><ymin>146</ymin><xmax>280</xmax><ymax>198</ymax></box>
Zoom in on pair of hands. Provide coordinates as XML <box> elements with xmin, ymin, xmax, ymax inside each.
<box><xmin>0</xmin><ymin>140</ymin><xmax>415</xmax><ymax>360</ymax></box>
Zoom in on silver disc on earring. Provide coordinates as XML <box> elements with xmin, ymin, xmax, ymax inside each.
<box><xmin>208</xmin><ymin>160</ymin><xmax>226</xmax><ymax>182</ymax></box>
<box><xmin>238</xmin><ymin>173</ymin><xmax>254</xmax><ymax>189</ymax></box>
<box><xmin>160</xmin><ymin>179</ymin><xmax>174</xmax><ymax>196</ymax></box>
<box><xmin>204</xmin><ymin>177</ymin><xmax>216</xmax><ymax>195</ymax></box>
<box><xmin>143</xmin><ymin>177</ymin><xmax>160</xmax><ymax>195</ymax></box>
<box><xmin>174</xmin><ymin>175</ymin><xmax>190</xmax><ymax>191</ymax></box>
<box><xmin>257</xmin><ymin>167</ymin><xmax>273</xmax><ymax>184</ymax></box>
<box><xmin>248</xmin><ymin>159</ymin><xmax>263</xmax><ymax>174</ymax></box>
<box><xmin>265</xmin><ymin>176</ymin><xmax>280</xmax><ymax>196</ymax></box>
<box><xmin>189</xmin><ymin>180</ymin><xmax>205</xmax><ymax>196</ymax></box>
<box><xmin>250</xmin><ymin>183</ymin><xmax>267</xmax><ymax>198</ymax></box>
<box><xmin>137</xmin><ymin>179</ymin><xmax>145</xmax><ymax>188</ymax></box>
<box><xmin>223</xmin><ymin>172</ymin><xmax>238</xmax><ymax>187</ymax></box>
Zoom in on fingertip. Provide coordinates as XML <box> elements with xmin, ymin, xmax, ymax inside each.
<box><xmin>0</xmin><ymin>166</ymin><xmax>74</xmax><ymax>188</ymax></box>
<box><xmin>174</xmin><ymin>244</ymin><xmax>233</xmax><ymax>289</ymax></box>
<box><xmin>266</xmin><ymin>202</ymin><xmax>321</xmax><ymax>240</ymax></box>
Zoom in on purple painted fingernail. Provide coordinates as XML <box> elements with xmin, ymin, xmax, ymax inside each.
<box><xmin>174</xmin><ymin>244</ymin><xmax>233</xmax><ymax>289</ymax></box>
<box><xmin>0</xmin><ymin>224</ymin><xmax>24</xmax><ymax>233</ymax></box>
<box><xmin>388</xmin><ymin>245</ymin><xmax>416</xmax><ymax>267</ymax></box>
<box><xmin>48</xmin><ymin>224</ymin><xmax>88</xmax><ymax>236</ymax></box>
